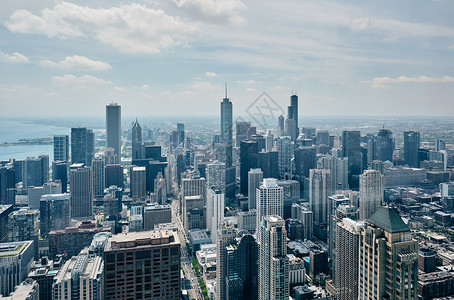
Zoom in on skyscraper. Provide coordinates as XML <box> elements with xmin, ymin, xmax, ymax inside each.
<box><xmin>359</xmin><ymin>169</ymin><xmax>384</xmax><ymax>220</ymax></box>
<box><xmin>206</xmin><ymin>161</ymin><xmax>226</xmax><ymax>194</ymax></box>
<box><xmin>258</xmin><ymin>215</ymin><xmax>289</xmax><ymax>300</ymax></box>
<box><xmin>290</xmin><ymin>94</ymin><xmax>299</xmax><ymax>136</ymax></box>
<box><xmin>248</xmin><ymin>168</ymin><xmax>263</xmax><ymax>210</ymax></box>
<box><xmin>53</xmin><ymin>135</ymin><xmax>69</xmax><ymax>162</ymax></box>
<box><xmin>52</xmin><ymin>161</ymin><xmax>68</xmax><ymax>193</ymax></box>
<box><xmin>216</xmin><ymin>223</ymin><xmax>236</xmax><ymax>300</ymax></box>
<box><xmin>71</xmin><ymin>127</ymin><xmax>88</xmax><ymax>165</ymax></box>
<box><xmin>317</xmin><ymin>155</ymin><xmax>349</xmax><ymax>191</ymax></box>
<box><xmin>256</xmin><ymin>179</ymin><xmax>283</xmax><ymax>240</ymax></box>
<box><xmin>70</xmin><ymin>165</ymin><xmax>93</xmax><ymax>219</ymax></box>
<box><xmin>335</xmin><ymin>218</ymin><xmax>363</xmax><ymax>300</ymax></box>
<box><xmin>9</xmin><ymin>208</ymin><xmax>39</xmax><ymax>258</ymax></box>
<box><xmin>131</xmin><ymin>166</ymin><xmax>146</xmax><ymax>202</ymax></box>
<box><xmin>342</xmin><ymin>130</ymin><xmax>362</xmax><ymax>188</ymax></box>
<box><xmin>376</xmin><ymin>128</ymin><xmax>394</xmax><ymax>162</ymax></box>
<box><xmin>404</xmin><ymin>131</ymin><xmax>420</xmax><ymax>168</ymax></box>
<box><xmin>206</xmin><ymin>188</ymin><xmax>225</xmax><ymax>242</ymax></box>
<box><xmin>103</xmin><ymin>230</ymin><xmax>181</xmax><ymax>300</ymax></box>
<box><xmin>226</xmin><ymin>233</ymin><xmax>259</xmax><ymax>299</ymax></box>
<box><xmin>40</xmin><ymin>194</ymin><xmax>71</xmax><ymax>237</ymax></box>
<box><xmin>105</xmin><ymin>164</ymin><xmax>123</xmax><ymax>188</ymax></box>
<box><xmin>176</xmin><ymin>123</ymin><xmax>185</xmax><ymax>147</ymax></box>
<box><xmin>24</xmin><ymin>155</ymin><xmax>49</xmax><ymax>188</ymax></box>
<box><xmin>0</xmin><ymin>164</ymin><xmax>15</xmax><ymax>205</ymax></box>
<box><xmin>106</xmin><ymin>103</ymin><xmax>121</xmax><ymax>164</ymax></box>
<box><xmin>358</xmin><ymin>207</ymin><xmax>418</xmax><ymax>300</ymax></box>
<box><xmin>131</xmin><ymin>119</ymin><xmax>143</xmax><ymax>160</ymax></box>
<box><xmin>309</xmin><ymin>169</ymin><xmax>332</xmax><ymax>227</ymax></box>
<box><xmin>220</xmin><ymin>88</ymin><xmax>235</xmax><ymax>200</ymax></box>
<box><xmin>92</xmin><ymin>158</ymin><xmax>105</xmax><ymax>198</ymax></box>
<box><xmin>240</xmin><ymin>141</ymin><xmax>258</xmax><ymax>195</ymax></box>
<box><xmin>276</xmin><ymin>136</ymin><xmax>293</xmax><ymax>180</ymax></box>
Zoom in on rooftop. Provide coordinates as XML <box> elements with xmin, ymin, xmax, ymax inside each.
<box><xmin>106</xmin><ymin>230</ymin><xmax>179</xmax><ymax>250</ymax></box>
<box><xmin>366</xmin><ymin>206</ymin><xmax>410</xmax><ymax>233</ymax></box>
<box><xmin>0</xmin><ymin>241</ymin><xmax>32</xmax><ymax>258</ymax></box>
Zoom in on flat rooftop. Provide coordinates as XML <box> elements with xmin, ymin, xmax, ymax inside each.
<box><xmin>106</xmin><ymin>230</ymin><xmax>179</xmax><ymax>251</ymax></box>
<box><xmin>0</xmin><ymin>241</ymin><xmax>32</xmax><ymax>258</ymax></box>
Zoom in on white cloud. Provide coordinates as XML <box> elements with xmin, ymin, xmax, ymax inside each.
<box><xmin>179</xmin><ymin>90</ymin><xmax>195</xmax><ymax>95</ymax></box>
<box><xmin>0</xmin><ymin>51</ymin><xmax>29</xmax><ymax>63</ymax></box>
<box><xmin>52</xmin><ymin>74</ymin><xmax>112</xmax><ymax>85</ymax></box>
<box><xmin>6</xmin><ymin>2</ymin><xmax>198</xmax><ymax>54</ymax></box>
<box><xmin>237</xmin><ymin>80</ymin><xmax>258</xmax><ymax>84</ymax></box>
<box><xmin>161</xmin><ymin>90</ymin><xmax>171</xmax><ymax>95</ymax></box>
<box><xmin>205</xmin><ymin>72</ymin><xmax>217</xmax><ymax>77</ymax></box>
<box><xmin>41</xmin><ymin>55</ymin><xmax>111</xmax><ymax>70</ymax></box>
<box><xmin>361</xmin><ymin>75</ymin><xmax>454</xmax><ymax>89</ymax></box>
<box><xmin>245</xmin><ymin>88</ymin><xmax>256</xmax><ymax>92</ymax></box>
<box><xmin>191</xmin><ymin>81</ymin><xmax>218</xmax><ymax>90</ymax></box>
<box><xmin>270</xmin><ymin>85</ymin><xmax>288</xmax><ymax>90</ymax></box>
<box><xmin>172</xmin><ymin>0</ymin><xmax>246</xmax><ymax>24</ymax></box>
<box><xmin>114</xmin><ymin>87</ymin><xmax>126</xmax><ymax>92</ymax></box>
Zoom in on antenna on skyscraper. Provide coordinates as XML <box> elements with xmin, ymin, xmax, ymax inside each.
<box><xmin>225</xmin><ymin>82</ymin><xmax>228</xmax><ymax>98</ymax></box>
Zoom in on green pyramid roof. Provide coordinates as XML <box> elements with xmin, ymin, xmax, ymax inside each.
<box><xmin>366</xmin><ymin>207</ymin><xmax>409</xmax><ymax>233</ymax></box>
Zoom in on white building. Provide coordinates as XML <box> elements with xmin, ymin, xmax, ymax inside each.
<box><xmin>256</xmin><ymin>179</ymin><xmax>283</xmax><ymax>241</ymax></box>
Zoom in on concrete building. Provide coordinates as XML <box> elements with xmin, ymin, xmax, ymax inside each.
<box><xmin>207</xmin><ymin>188</ymin><xmax>225</xmax><ymax>242</ymax></box>
<box><xmin>0</xmin><ymin>205</ymin><xmax>13</xmax><ymax>243</ymax></box>
<box><xmin>216</xmin><ymin>223</ymin><xmax>235</xmax><ymax>300</ymax></box>
<box><xmin>131</xmin><ymin>166</ymin><xmax>146</xmax><ymax>202</ymax></box>
<box><xmin>248</xmin><ymin>169</ymin><xmax>263</xmax><ymax>210</ymax></box>
<box><xmin>182</xmin><ymin>195</ymin><xmax>204</xmax><ymax>233</ymax></box>
<box><xmin>103</xmin><ymin>230</ymin><xmax>181</xmax><ymax>299</ymax></box>
<box><xmin>8</xmin><ymin>208</ymin><xmax>39</xmax><ymax>258</ymax></box>
<box><xmin>4</xmin><ymin>278</ymin><xmax>39</xmax><ymax>300</ymax></box>
<box><xmin>237</xmin><ymin>209</ymin><xmax>256</xmax><ymax>232</ymax></box>
<box><xmin>335</xmin><ymin>218</ymin><xmax>363</xmax><ymax>300</ymax></box>
<box><xmin>206</xmin><ymin>161</ymin><xmax>226</xmax><ymax>194</ymax></box>
<box><xmin>309</xmin><ymin>169</ymin><xmax>332</xmax><ymax>238</ymax></box>
<box><xmin>70</xmin><ymin>165</ymin><xmax>93</xmax><ymax>219</ymax></box>
<box><xmin>358</xmin><ymin>207</ymin><xmax>418</xmax><ymax>300</ymax></box>
<box><xmin>0</xmin><ymin>241</ymin><xmax>35</xmax><ymax>297</ymax></box>
<box><xmin>258</xmin><ymin>216</ymin><xmax>289</xmax><ymax>300</ymax></box>
<box><xmin>256</xmin><ymin>179</ymin><xmax>283</xmax><ymax>241</ymax></box>
<box><xmin>92</xmin><ymin>158</ymin><xmax>105</xmax><ymax>198</ymax></box>
<box><xmin>53</xmin><ymin>248</ymin><xmax>104</xmax><ymax>300</ymax></box>
<box><xmin>359</xmin><ymin>169</ymin><xmax>383</xmax><ymax>220</ymax></box>
<box><xmin>143</xmin><ymin>204</ymin><xmax>171</xmax><ymax>230</ymax></box>
<box><xmin>317</xmin><ymin>155</ymin><xmax>349</xmax><ymax>191</ymax></box>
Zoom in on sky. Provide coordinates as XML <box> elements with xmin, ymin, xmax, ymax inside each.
<box><xmin>0</xmin><ymin>0</ymin><xmax>453</xmax><ymax>117</ymax></box>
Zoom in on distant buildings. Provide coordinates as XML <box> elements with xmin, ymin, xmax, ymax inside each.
<box><xmin>404</xmin><ymin>131</ymin><xmax>420</xmax><ymax>168</ymax></box>
<box><xmin>70</xmin><ymin>164</ymin><xmax>93</xmax><ymax>219</ymax></box>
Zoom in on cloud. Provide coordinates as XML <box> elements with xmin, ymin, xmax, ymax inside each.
<box><xmin>361</xmin><ymin>75</ymin><xmax>454</xmax><ymax>89</ymax></box>
<box><xmin>41</xmin><ymin>55</ymin><xmax>111</xmax><ymax>70</ymax></box>
<box><xmin>205</xmin><ymin>72</ymin><xmax>217</xmax><ymax>77</ymax></box>
<box><xmin>6</xmin><ymin>2</ymin><xmax>198</xmax><ymax>54</ymax></box>
<box><xmin>270</xmin><ymin>85</ymin><xmax>288</xmax><ymax>90</ymax></box>
<box><xmin>114</xmin><ymin>87</ymin><xmax>126</xmax><ymax>92</ymax></box>
<box><xmin>191</xmin><ymin>81</ymin><xmax>218</xmax><ymax>90</ymax></box>
<box><xmin>52</xmin><ymin>74</ymin><xmax>112</xmax><ymax>85</ymax></box>
<box><xmin>161</xmin><ymin>90</ymin><xmax>171</xmax><ymax>95</ymax></box>
<box><xmin>172</xmin><ymin>0</ymin><xmax>246</xmax><ymax>24</ymax></box>
<box><xmin>237</xmin><ymin>80</ymin><xmax>258</xmax><ymax>84</ymax></box>
<box><xmin>245</xmin><ymin>88</ymin><xmax>256</xmax><ymax>92</ymax></box>
<box><xmin>0</xmin><ymin>51</ymin><xmax>29</xmax><ymax>63</ymax></box>
<box><xmin>179</xmin><ymin>90</ymin><xmax>195</xmax><ymax>95</ymax></box>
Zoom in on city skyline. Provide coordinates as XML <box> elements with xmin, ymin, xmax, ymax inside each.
<box><xmin>1</xmin><ymin>0</ymin><xmax>454</xmax><ymax>117</ymax></box>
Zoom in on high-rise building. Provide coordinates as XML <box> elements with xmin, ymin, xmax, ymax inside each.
<box><xmin>103</xmin><ymin>230</ymin><xmax>181</xmax><ymax>300</ymax></box>
<box><xmin>181</xmin><ymin>176</ymin><xmax>206</xmax><ymax>199</ymax></box>
<box><xmin>176</xmin><ymin>123</ymin><xmax>185</xmax><ymax>147</ymax></box>
<box><xmin>256</xmin><ymin>179</ymin><xmax>283</xmax><ymax>240</ymax></box>
<box><xmin>309</xmin><ymin>169</ymin><xmax>332</xmax><ymax>227</ymax></box>
<box><xmin>53</xmin><ymin>248</ymin><xmax>104</xmax><ymax>300</ymax></box>
<box><xmin>71</xmin><ymin>127</ymin><xmax>89</xmax><ymax>165</ymax></box>
<box><xmin>277</xmin><ymin>180</ymin><xmax>300</xmax><ymax>219</ymax></box>
<box><xmin>376</xmin><ymin>129</ymin><xmax>394</xmax><ymax>162</ymax></box>
<box><xmin>132</xmin><ymin>119</ymin><xmax>143</xmax><ymax>160</ymax></box>
<box><xmin>248</xmin><ymin>168</ymin><xmax>263</xmax><ymax>210</ymax></box>
<box><xmin>257</xmin><ymin>150</ymin><xmax>279</xmax><ymax>179</ymax></box>
<box><xmin>404</xmin><ymin>131</ymin><xmax>420</xmax><ymax>168</ymax></box>
<box><xmin>290</xmin><ymin>94</ymin><xmax>299</xmax><ymax>136</ymax></box>
<box><xmin>106</xmin><ymin>103</ymin><xmax>121</xmax><ymax>164</ymax></box>
<box><xmin>335</xmin><ymin>218</ymin><xmax>363</xmax><ymax>300</ymax></box>
<box><xmin>8</xmin><ymin>208</ymin><xmax>39</xmax><ymax>258</ymax></box>
<box><xmin>216</xmin><ymin>223</ymin><xmax>236</xmax><ymax>300</ymax></box>
<box><xmin>40</xmin><ymin>193</ymin><xmax>71</xmax><ymax>237</ymax></box>
<box><xmin>143</xmin><ymin>204</ymin><xmax>171</xmax><ymax>230</ymax></box>
<box><xmin>342</xmin><ymin>131</ymin><xmax>362</xmax><ymax>188</ymax></box>
<box><xmin>183</xmin><ymin>195</ymin><xmax>204</xmax><ymax>233</ymax></box>
<box><xmin>276</xmin><ymin>136</ymin><xmax>293</xmax><ymax>180</ymax></box>
<box><xmin>206</xmin><ymin>188</ymin><xmax>225</xmax><ymax>242</ymax></box>
<box><xmin>359</xmin><ymin>169</ymin><xmax>383</xmax><ymax>220</ymax></box>
<box><xmin>92</xmin><ymin>158</ymin><xmax>105</xmax><ymax>198</ymax></box>
<box><xmin>24</xmin><ymin>155</ymin><xmax>49</xmax><ymax>188</ymax></box>
<box><xmin>0</xmin><ymin>205</ymin><xmax>13</xmax><ymax>243</ymax></box>
<box><xmin>52</xmin><ymin>161</ymin><xmax>68</xmax><ymax>193</ymax></box>
<box><xmin>226</xmin><ymin>233</ymin><xmax>259</xmax><ymax>299</ymax></box>
<box><xmin>240</xmin><ymin>141</ymin><xmax>258</xmax><ymax>195</ymax></box>
<box><xmin>236</xmin><ymin>121</ymin><xmax>251</xmax><ymax>147</ymax></box>
<box><xmin>258</xmin><ymin>215</ymin><xmax>289</xmax><ymax>300</ymax></box>
<box><xmin>70</xmin><ymin>165</ymin><xmax>93</xmax><ymax>219</ymax></box>
<box><xmin>86</xmin><ymin>129</ymin><xmax>95</xmax><ymax>166</ymax></box>
<box><xmin>154</xmin><ymin>172</ymin><xmax>167</xmax><ymax>204</ymax></box>
<box><xmin>358</xmin><ymin>207</ymin><xmax>418</xmax><ymax>300</ymax></box>
<box><xmin>0</xmin><ymin>164</ymin><xmax>15</xmax><ymax>205</ymax></box>
<box><xmin>294</xmin><ymin>146</ymin><xmax>316</xmax><ymax>187</ymax></box>
<box><xmin>105</xmin><ymin>164</ymin><xmax>123</xmax><ymax>188</ymax></box>
<box><xmin>0</xmin><ymin>240</ymin><xmax>35</xmax><ymax>297</ymax></box>
<box><xmin>131</xmin><ymin>166</ymin><xmax>146</xmax><ymax>202</ymax></box>
<box><xmin>291</xmin><ymin>203</ymin><xmax>313</xmax><ymax>240</ymax></box>
<box><xmin>53</xmin><ymin>135</ymin><xmax>69</xmax><ymax>162</ymax></box>
<box><xmin>317</xmin><ymin>155</ymin><xmax>349</xmax><ymax>191</ymax></box>
<box><xmin>206</xmin><ymin>161</ymin><xmax>226</xmax><ymax>194</ymax></box>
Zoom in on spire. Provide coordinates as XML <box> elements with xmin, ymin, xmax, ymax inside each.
<box><xmin>225</xmin><ymin>82</ymin><xmax>228</xmax><ymax>99</ymax></box>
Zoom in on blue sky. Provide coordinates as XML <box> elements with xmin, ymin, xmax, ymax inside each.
<box><xmin>0</xmin><ymin>0</ymin><xmax>453</xmax><ymax>117</ymax></box>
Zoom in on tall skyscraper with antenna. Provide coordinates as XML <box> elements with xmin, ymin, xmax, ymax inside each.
<box><xmin>221</xmin><ymin>83</ymin><xmax>235</xmax><ymax>200</ymax></box>
<box><xmin>106</xmin><ymin>103</ymin><xmax>121</xmax><ymax>164</ymax></box>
